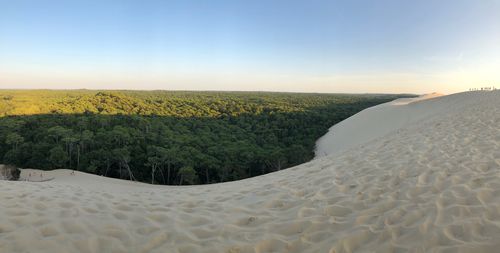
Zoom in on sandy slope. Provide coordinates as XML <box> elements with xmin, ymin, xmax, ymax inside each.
<box><xmin>315</xmin><ymin>93</ymin><xmax>445</xmax><ymax>157</ymax></box>
<box><xmin>1</xmin><ymin>91</ymin><xmax>500</xmax><ymax>253</ymax></box>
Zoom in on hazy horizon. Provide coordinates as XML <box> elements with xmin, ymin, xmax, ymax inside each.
<box><xmin>1</xmin><ymin>0</ymin><xmax>499</xmax><ymax>94</ymax></box>
<box><xmin>0</xmin><ymin>87</ymin><xmax>419</xmax><ymax>95</ymax></box>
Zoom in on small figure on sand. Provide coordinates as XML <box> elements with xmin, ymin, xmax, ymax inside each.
<box><xmin>70</xmin><ymin>170</ymin><xmax>75</xmax><ymax>176</ymax></box>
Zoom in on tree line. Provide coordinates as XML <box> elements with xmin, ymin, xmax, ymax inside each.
<box><xmin>0</xmin><ymin>90</ymin><xmax>410</xmax><ymax>184</ymax></box>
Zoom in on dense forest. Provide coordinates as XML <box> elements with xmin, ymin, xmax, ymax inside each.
<box><xmin>0</xmin><ymin>90</ymin><xmax>411</xmax><ymax>184</ymax></box>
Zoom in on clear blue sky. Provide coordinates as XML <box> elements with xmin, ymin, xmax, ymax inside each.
<box><xmin>1</xmin><ymin>0</ymin><xmax>499</xmax><ymax>93</ymax></box>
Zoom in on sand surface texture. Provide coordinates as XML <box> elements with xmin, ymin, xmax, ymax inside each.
<box><xmin>315</xmin><ymin>92</ymin><xmax>444</xmax><ymax>157</ymax></box>
<box><xmin>1</xmin><ymin>91</ymin><xmax>499</xmax><ymax>253</ymax></box>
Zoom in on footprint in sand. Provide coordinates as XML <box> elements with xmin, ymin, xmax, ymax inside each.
<box><xmin>39</xmin><ymin>226</ymin><xmax>59</xmax><ymax>237</ymax></box>
<box><xmin>59</xmin><ymin>202</ymin><xmax>75</xmax><ymax>208</ymax></box>
<box><xmin>61</xmin><ymin>220</ymin><xmax>86</xmax><ymax>234</ymax></box>
<box><xmin>136</xmin><ymin>226</ymin><xmax>160</xmax><ymax>236</ymax></box>
<box><xmin>115</xmin><ymin>204</ymin><xmax>133</xmax><ymax>212</ymax></box>
<box><xmin>113</xmin><ymin>212</ymin><xmax>128</xmax><ymax>220</ymax></box>
<box><xmin>6</xmin><ymin>209</ymin><xmax>31</xmax><ymax>217</ymax></box>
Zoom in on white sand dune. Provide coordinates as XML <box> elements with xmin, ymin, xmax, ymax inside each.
<box><xmin>1</xmin><ymin>90</ymin><xmax>500</xmax><ymax>253</ymax></box>
<box><xmin>315</xmin><ymin>92</ymin><xmax>445</xmax><ymax>157</ymax></box>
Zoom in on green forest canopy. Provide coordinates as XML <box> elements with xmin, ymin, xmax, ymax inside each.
<box><xmin>0</xmin><ymin>90</ymin><xmax>412</xmax><ymax>184</ymax></box>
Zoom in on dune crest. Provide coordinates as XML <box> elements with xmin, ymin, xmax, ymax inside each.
<box><xmin>1</xmin><ymin>91</ymin><xmax>500</xmax><ymax>253</ymax></box>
